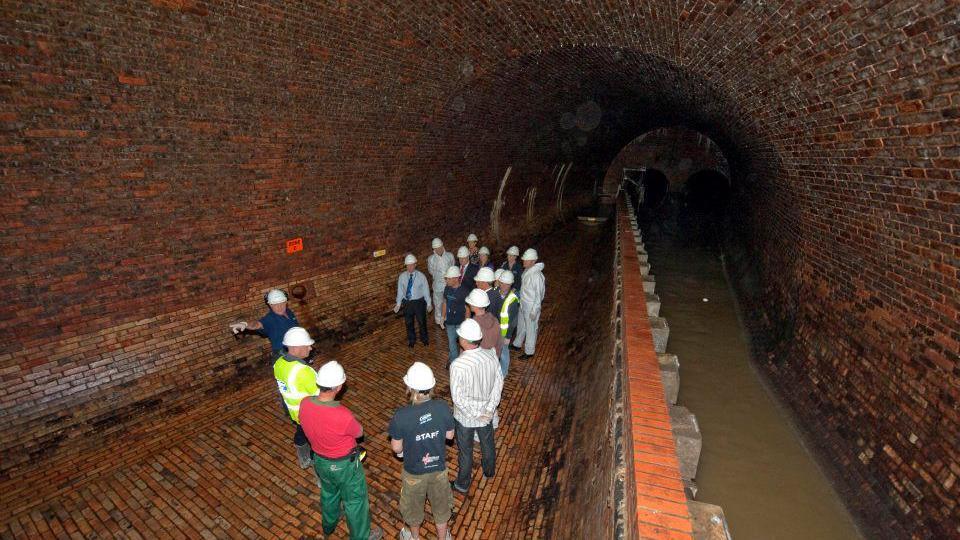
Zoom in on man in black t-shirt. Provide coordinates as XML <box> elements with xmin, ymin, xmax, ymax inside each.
<box><xmin>389</xmin><ymin>362</ymin><xmax>455</xmax><ymax>540</ymax></box>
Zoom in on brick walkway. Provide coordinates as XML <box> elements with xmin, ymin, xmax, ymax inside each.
<box><xmin>3</xmin><ymin>224</ymin><xmax>610</xmax><ymax>539</ymax></box>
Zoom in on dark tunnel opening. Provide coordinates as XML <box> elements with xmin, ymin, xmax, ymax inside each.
<box><xmin>685</xmin><ymin>169</ymin><xmax>731</xmax><ymax>215</ymax></box>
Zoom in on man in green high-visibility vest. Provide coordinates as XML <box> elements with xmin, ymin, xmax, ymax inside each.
<box><xmin>273</xmin><ymin>326</ymin><xmax>319</xmax><ymax>469</ymax></box>
<box><xmin>494</xmin><ymin>270</ymin><xmax>519</xmax><ymax>376</ymax></box>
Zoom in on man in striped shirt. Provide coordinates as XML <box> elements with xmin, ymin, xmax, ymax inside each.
<box><xmin>449</xmin><ymin>319</ymin><xmax>504</xmax><ymax>493</ymax></box>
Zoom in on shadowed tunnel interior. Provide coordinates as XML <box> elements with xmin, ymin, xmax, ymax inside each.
<box><xmin>2</xmin><ymin>1</ymin><xmax>958</xmax><ymax>539</ymax></box>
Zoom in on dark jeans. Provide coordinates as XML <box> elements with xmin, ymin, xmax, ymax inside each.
<box><xmin>281</xmin><ymin>397</ymin><xmax>309</xmax><ymax>446</ymax></box>
<box><xmin>454</xmin><ymin>419</ymin><xmax>495</xmax><ymax>490</ymax></box>
<box><xmin>404</xmin><ymin>298</ymin><xmax>428</xmax><ymax>345</ymax></box>
<box><xmin>294</xmin><ymin>422</ymin><xmax>308</xmax><ymax>446</ymax></box>
<box><xmin>445</xmin><ymin>323</ymin><xmax>461</xmax><ymax>364</ymax></box>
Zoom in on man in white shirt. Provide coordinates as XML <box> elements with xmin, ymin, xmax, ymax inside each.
<box><xmin>394</xmin><ymin>254</ymin><xmax>432</xmax><ymax>347</ymax></box>
<box><xmin>426</xmin><ymin>238</ymin><xmax>455</xmax><ymax>326</ymax></box>
<box><xmin>449</xmin><ymin>318</ymin><xmax>503</xmax><ymax>493</ymax></box>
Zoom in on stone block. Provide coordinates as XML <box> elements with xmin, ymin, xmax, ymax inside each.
<box><xmin>645</xmin><ymin>292</ymin><xmax>661</xmax><ymax>317</ymax></box>
<box><xmin>639</xmin><ymin>262</ymin><xmax>650</xmax><ymax>276</ymax></box>
<box><xmin>642</xmin><ymin>275</ymin><xmax>655</xmax><ymax>294</ymax></box>
<box><xmin>637</xmin><ymin>250</ymin><xmax>648</xmax><ymax>264</ymax></box>
<box><xmin>670</xmin><ymin>405</ymin><xmax>701</xmax><ymax>480</ymax></box>
<box><xmin>657</xmin><ymin>353</ymin><xmax>678</xmax><ymax>404</ymax></box>
<box><xmin>688</xmin><ymin>501</ymin><xmax>732</xmax><ymax>540</ymax></box>
<box><xmin>649</xmin><ymin>316</ymin><xmax>669</xmax><ymax>353</ymax></box>
<box><xmin>684</xmin><ymin>478</ymin><xmax>699</xmax><ymax>500</ymax></box>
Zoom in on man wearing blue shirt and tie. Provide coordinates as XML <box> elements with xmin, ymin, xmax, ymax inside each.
<box><xmin>394</xmin><ymin>254</ymin><xmax>432</xmax><ymax>348</ymax></box>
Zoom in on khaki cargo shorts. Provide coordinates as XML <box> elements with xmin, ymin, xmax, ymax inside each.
<box><xmin>400</xmin><ymin>468</ymin><xmax>453</xmax><ymax>526</ymax></box>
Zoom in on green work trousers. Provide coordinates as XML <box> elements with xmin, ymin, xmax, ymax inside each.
<box><xmin>314</xmin><ymin>455</ymin><xmax>372</xmax><ymax>539</ymax></box>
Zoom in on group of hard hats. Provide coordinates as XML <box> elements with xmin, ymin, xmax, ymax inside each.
<box><xmin>284</xmin><ymin>323</ymin><xmax>438</xmax><ymax>391</ymax></box>
<box><xmin>281</xmin><ymin>327</ymin><xmax>347</xmax><ymax>387</ymax></box>
<box><xmin>422</xmin><ymin>235</ymin><xmax>538</xmax><ymax>264</ymax></box>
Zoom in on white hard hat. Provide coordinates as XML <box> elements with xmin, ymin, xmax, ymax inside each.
<box><xmin>494</xmin><ymin>269</ymin><xmax>504</xmax><ymax>282</ymax></box>
<box><xmin>316</xmin><ymin>361</ymin><xmax>346</xmax><ymax>387</ymax></box>
<box><xmin>282</xmin><ymin>326</ymin><xmax>315</xmax><ymax>347</ymax></box>
<box><xmin>404</xmin><ymin>253</ymin><xmax>417</xmax><ymax>265</ymax></box>
<box><xmin>465</xmin><ymin>288</ymin><xmax>490</xmax><ymax>308</ymax></box>
<box><xmin>467</xmin><ymin>233</ymin><xmax>478</xmax><ymax>243</ymax></box>
<box><xmin>506</xmin><ymin>246</ymin><xmax>520</xmax><ymax>256</ymax></box>
<box><xmin>475</xmin><ymin>267</ymin><xmax>495</xmax><ymax>283</ymax></box>
<box><xmin>403</xmin><ymin>361</ymin><xmax>436</xmax><ymax>391</ymax></box>
<box><xmin>431</xmin><ymin>238</ymin><xmax>443</xmax><ymax>249</ymax></box>
<box><xmin>521</xmin><ymin>248</ymin><xmax>539</xmax><ymax>261</ymax></box>
<box><xmin>457</xmin><ymin>318</ymin><xmax>483</xmax><ymax>341</ymax></box>
<box><xmin>499</xmin><ymin>270</ymin><xmax>515</xmax><ymax>285</ymax></box>
<box><xmin>478</xmin><ymin>246</ymin><xmax>490</xmax><ymax>256</ymax></box>
<box><xmin>457</xmin><ymin>246</ymin><xmax>469</xmax><ymax>258</ymax></box>
<box><xmin>266</xmin><ymin>289</ymin><xmax>287</xmax><ymax>304</ymax></box>
<box><xmin>444</xmin><ymin>266</ymin><xmax>461</xmax><ymax>279</ymax></box>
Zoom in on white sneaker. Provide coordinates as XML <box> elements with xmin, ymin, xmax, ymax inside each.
<box><xmin>399</xmin><ymin>528</ymin><xmax>414</xmax><ymax>540</ymax></box>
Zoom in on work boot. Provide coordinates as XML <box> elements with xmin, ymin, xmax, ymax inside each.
<box><xmin>295</xmin><ymin>443</ymin><xmax>312</xmax><ymax>469</ymax></box>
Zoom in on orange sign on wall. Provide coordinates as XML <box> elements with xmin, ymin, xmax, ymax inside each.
<box><xmin>286</xmin><ymin>237</ymin><xmax>303</xmax><ymax>254</ymax></box>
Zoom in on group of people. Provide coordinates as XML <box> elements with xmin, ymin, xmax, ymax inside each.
<box><xmin>227</xmin><ymin>233</ymin><xmax>547</xmax><ymax>540</ymax></box>
<box><xmin>395</xmin><ymin>234</ymin><xmax>546</xmax><ymax>373</ymax></box>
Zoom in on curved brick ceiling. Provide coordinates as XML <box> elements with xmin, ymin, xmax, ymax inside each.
<box><xmin>2</xmin><ymin>2</ymin><xmax>957</xmax><ymax>538</ymax></box>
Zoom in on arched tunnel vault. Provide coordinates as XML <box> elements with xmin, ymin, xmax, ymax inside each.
<box><xmin>2</xmin><ymin>1</ymin><xmax>957</xmax><ymax>538</ymax></box>
<box><xmin>394</xmin><ymin>46</ymin><xmax>778</xmax><ymax>246</ymax></box>
<box><xmin>602</xmin><ymin>127</ymin><xmax>732</xmax><ymax>196</ymax></box>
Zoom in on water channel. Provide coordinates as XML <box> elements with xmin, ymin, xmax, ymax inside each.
<box><xmin>642</xmin><ymin>216</ymin><xmax>863</xmax><ymax>540</ymax></box>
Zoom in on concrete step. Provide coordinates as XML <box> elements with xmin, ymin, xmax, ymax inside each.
<box><xmin>688</xmin><ymin>501</ymin><xmax>732</xmax><ymax>540</ymax></box>
<box><xmin>637</xmin><ymin>251</ymin><xmax>648</xmax><ymax>264</ymax></box>
<box><xmin>657</xmin><ymin>353</ymin><xmax>679</xmax><ymax>405</ymax></box>
<box><xmin>649</xmin><ymin>316</ymin><xmax>669</xmax><ymax>353</ymax></box>
<box><xmin>684</xmin><ymin>478</ymin><xmax>698</xmax><ymax>500</ymax></box>
<box><xmin>670</xmin><ymin>405</ymin><xmax>702</xmax><ymax>480</ymax></box>
<box><xmin>642</xmin><ymin>275</ymin><xmax>656</xmax><ymax>294</ymax></box>
<box><xmin>645</xmin><ymin>293</ymin><xmax>661</xmax><ymax>317</ymax></box>
<box><xmin>639</xmin><ymin>262</ymin><xmax>651</xmax><ymax>276</ymax></box>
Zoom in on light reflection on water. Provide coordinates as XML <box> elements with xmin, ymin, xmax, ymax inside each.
<box><xmin>647</xmin><ymin>234</ymin><xmax>863</xmax><ymax>540</ymax></box>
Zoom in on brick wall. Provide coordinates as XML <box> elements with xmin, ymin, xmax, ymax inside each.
<box><xmin>550</xmin><ymin>218</ymin><xmax>620</xmax><ymax>538</ymax></box>
<box><xmin>2</xmin><ymin>1</ymin><xmax>958</xmax><ymax>536</ymax></box>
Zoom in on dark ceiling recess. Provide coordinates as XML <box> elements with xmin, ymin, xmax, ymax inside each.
<box><xmin>685</xmin><ymin>169</ymin><xmax>731</xmax><ymax>213</ymax></box>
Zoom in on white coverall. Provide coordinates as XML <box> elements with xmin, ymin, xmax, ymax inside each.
<box><xmin>513</xmin><ymin>262</ymin><xmax>545</xmax><ymax>355</ymax></box>
<box><xmin>427</xmin><ymin>250</ymin><xmax>455</xmax><ymax>324</ymax></box>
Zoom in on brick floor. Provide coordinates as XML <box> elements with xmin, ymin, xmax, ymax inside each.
<box><xmin>3</xmin><ymin>223</ymin><xmax>625</xmax><ymax>539</ymax></box>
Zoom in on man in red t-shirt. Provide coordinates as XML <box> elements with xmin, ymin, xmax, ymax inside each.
<box><xmin>299</xmin><ymin>361</ymin><xmax>382</xmax><ymax>540</ymax></box>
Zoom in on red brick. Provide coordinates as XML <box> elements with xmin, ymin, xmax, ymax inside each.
<box><xmin>117</xmin><ymin>73</ymin><xmax>147</xmax><ymax>86</ymax></box>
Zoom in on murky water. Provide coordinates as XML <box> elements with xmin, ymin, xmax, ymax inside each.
<box><xmin>645</xmin><ymin>232</ymin><xmax>863</xmax><ymax>540</ymax></box>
